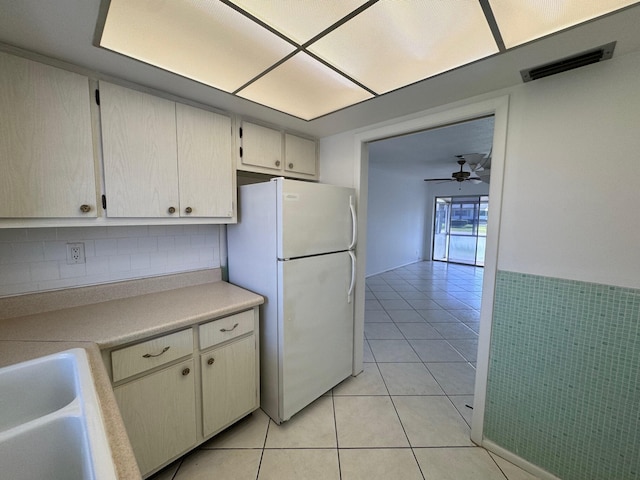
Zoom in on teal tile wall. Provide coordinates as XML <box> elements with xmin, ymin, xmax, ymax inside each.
<box><xmin>485</xmin><ymin>271</ymin><xmax>639</xmax><ymax>480</ymax></box>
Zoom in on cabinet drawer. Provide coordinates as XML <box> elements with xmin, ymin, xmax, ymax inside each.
<box><xmin>112</xmin><ymin>328</ymin><xmax>193</xmax><ymax>382</ymax></box>
<box><xmin>200</xmin><ymin>310</ymin><xmax>254</xmax><ymax>350</ymax></box>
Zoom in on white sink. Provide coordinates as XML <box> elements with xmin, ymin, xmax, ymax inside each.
<box><xmin>0</xmin><ymin>353</ymin><xmax>77</xmax><ymax>432</ymax></box>
<box><xmin>0</xmin><ymin>349</ymin><xmax>117</xmax><ymax>480</ymax></box>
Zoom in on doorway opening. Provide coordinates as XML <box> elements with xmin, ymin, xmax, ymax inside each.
<box><xmin>353</xmin><ymin>95</ymin><xmax>509</xmax><ymax>445</ymax></box>
<box><xmin>433</xmin><ymin>195</ymin><xmax>489</xmax><ymax>266</ymax></box>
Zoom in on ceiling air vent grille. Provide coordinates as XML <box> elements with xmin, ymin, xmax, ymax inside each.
<box><xmin>521</xmin><ymin>42</ymin><xmax>616</xmax><ymax>82</ymax></box>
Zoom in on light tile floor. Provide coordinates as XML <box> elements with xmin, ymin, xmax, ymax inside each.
<box><xmin>150</xmin><ymin>262</ymin><xmax>537</xmax><ymax>480</ymax></box>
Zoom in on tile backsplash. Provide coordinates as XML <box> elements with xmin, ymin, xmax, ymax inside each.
<box><xmin>484</xmin><ymin>270</ymin><xmax>640</xmax><ymax>480</ymax></box>
<box><xmin>0</xmin><ymin>225</ymin><xmax>220</xmax><ymax>297</ymax></box>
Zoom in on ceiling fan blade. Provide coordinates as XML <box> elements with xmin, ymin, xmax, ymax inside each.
<box><xmin>423</xmin><ymin>178</ymin><xmax>454</xmax><ymax>182</ymax></box>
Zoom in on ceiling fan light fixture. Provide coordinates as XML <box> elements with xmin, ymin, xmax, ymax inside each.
<box><xmin>424</xmin><ymin>155</ymin><xmax>490</xmax><ymax>184</ymax></box>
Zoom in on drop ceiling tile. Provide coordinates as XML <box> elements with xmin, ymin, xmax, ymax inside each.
<box><xmin>237</xmin><ymin>52</ymin><xmax>373</xmax><ymax>120</ymax></box>
<box><xmin>229</xmin><ymin>0</ymin><xmax>370</xmax><ymax>44</ymax></box>
<box><xmin>489</xmin><ymin>0</ymin><xmax>639</xmax><ymax>49</ymax></box>
<box><xmin>100</xmin><ymin>0</ymin><xmax>296</xmax><ymax>92</ymax></box>
<box><xmin>308</xmin><ymin>0</ymin><xmax>499</xmax><ymax>95</ymax></box>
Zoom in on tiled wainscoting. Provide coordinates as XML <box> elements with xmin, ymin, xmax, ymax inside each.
<box><xmin>0</xmin><ymin>225</ymin><xmax>220</xmax><ymax>297</ymax></box>
<box><xmin>485</xmin><ymin>270</ymin><xmax>640</xmax><ymax>480</ymax></box>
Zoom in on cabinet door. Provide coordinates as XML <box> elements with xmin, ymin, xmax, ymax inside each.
<box><xmin>284</xmin><ymin>133</ymin><xmax>317</xmax><ymax>177</ymax></box>
<box><xmin>0</xmin><ymin>52</ymin><xmax>97</xmax><ymax>218</ymax></box>
<box><xmin>176</xmin><ymin>103</ymin><xmax>233</xmax><ymax>218</ymax></box>
<box><xmin>114</xmin><ymin>359</ymin><xmax>196</xmax><ymax>476</ymax></box>
<box><xmin>240</xmin><ymin>121</ymin><xmax>282</xmax><ymax>172</ymax></box>
<box><xmin>100</xmin><ymin>82</ymin><xmax>179</xmax><ymax>217</ymax></box>
<box><xmin>201</xmin><ymin>335</ymin><xmax>257</xmax><ymax>437</ymax></box>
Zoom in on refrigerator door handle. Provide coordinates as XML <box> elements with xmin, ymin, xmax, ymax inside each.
<box><xmin>347</xmin><ymin>251</ymin><xmax>356</xmax><ymax>303</ymax></box>
<box><xmin>348</xmin><ymin>196</ymin><xmax>357</xmax><ymax>250</ymax></box>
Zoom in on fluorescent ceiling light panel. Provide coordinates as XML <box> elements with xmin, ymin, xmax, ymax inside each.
<box><xmin>308</xmin><ymin>0</ymin><xmax>499</xmax><ymax>94</ymax></box>
<box><xmin>99</xmin><ymin>0</ymin><xmax>636</xmax><ymax>121</ymax></box>
<box><xmin>229</xmin><ymin>0</ymin><xmax>370</xmax><ymax>44</ymax></box>
<box><xmin>237</xmin><ymin>52</ymin><xmax>373</xmax><ymax>120</ymax></box>
<box><xmin>489</xmin><ymin>0</ymin><xmax>639</xmax><ymax>48</ymax></box>
<box><xmin>100</xmin><ymin>0</ymin><xmax>295</xmax><ymax>92</ymax></box>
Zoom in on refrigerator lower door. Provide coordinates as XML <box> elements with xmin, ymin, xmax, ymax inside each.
<box><xmin>278</xmin><ymin>251</ymin><xmax>354</xmax><ymax>422</ymax></box>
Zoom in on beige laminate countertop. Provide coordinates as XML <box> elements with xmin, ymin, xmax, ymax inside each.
<box><xmin>0</xmin><ymin>279</ymin><xmax>264</xmax><ymax>480</ymax></box>
<box><xmin>0</xmin><ymin>281</ymin><xmax>264</xmax><ymax>348</ymax></box>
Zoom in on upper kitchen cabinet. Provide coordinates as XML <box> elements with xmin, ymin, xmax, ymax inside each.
<box><xmin>99</xmin><ymin>82</ymin><xmax>179</xmax><ymax>218</ymax></box>
<box><xmin>284</xmin><ymin>133</ymin><xmax>317</xmax><ymax>177</ymax></box>
<box><xmin>238</xmin><ymin>120</ymin><xmax>318</xmax><ymax>180</ymax></box>
<box><xmin>238</xmin><ymin>121</ymin><xmax>282</xmax><ymax>173</ymax></box>
<box><xmin>176</xmin><ymin>103</ymin><xmax>233</xmax><ymax>218</ymax></box>
<box><xmin>0</xmin><ymin>52</ymin><xmax>98</xmax><ymax>218</ymax></box>
<box><xmin>99</xmin><ymin>82</ymin><xmax>235</xmax><ymax>220</ymax></box>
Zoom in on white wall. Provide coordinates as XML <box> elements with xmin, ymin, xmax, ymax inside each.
<box><xmin>0</xmin><ymin>225</ymin><xmax>220</xmax><ymax>297</ymax></box>
<box><xmin>319</xmin><ymin>50</ymin><xmax>640</xmax><ymax>290</ymax></box>
<box><xmin>496</xmin><ymin>53</ymin><xmax>640</xmax><ymax>289</ymax></box>
<box><xmin>318</xmin><ymin>130</ymin><xmax>357</xmax><ymax>188</ymax></box>
<box><xmin>365</xmin><ymin>162</ymin><xmax>429</xmax><ymax>276</ymax></box>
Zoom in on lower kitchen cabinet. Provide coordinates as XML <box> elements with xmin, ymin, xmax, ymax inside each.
<box><xmin>107</xmin><ymin>307</ymin><xmax>259</xmax><ymax>477</ymax></box>
<box><xmin>113</xmin><ymin>359</ymin><xmax>197</xmax><ymax>476</ymax></box>
<box><xmin>201</xmin><ymin>334</ymin><xmax>257</xmax><ymax>437</ymax></box>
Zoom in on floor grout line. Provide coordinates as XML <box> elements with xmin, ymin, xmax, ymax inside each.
<box><xmin>331</xmin><ymin>392</ymin><xmax>343</xmax><ymax>480</ymax></box>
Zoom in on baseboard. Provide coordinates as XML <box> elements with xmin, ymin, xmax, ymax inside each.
<box><xmin>365</xmin><ymin>259</ymin><xmax>426</xmax><ymax>278</ymax></box>
<box><xmin>482</xmin><ymin>440</ymin><xmax>562</xmax><ymax>480</ymax></box>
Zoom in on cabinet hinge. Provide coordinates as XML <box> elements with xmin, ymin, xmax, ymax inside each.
<box><xmin>239</xmin><ymin>146</ymin><xmax>243</xmax><ymax>158</ymax></box>
<box><xmin>95</xmin><ymin>89</ymin><xmax>100</xmax><ymax>106</ymax></box>
<box><xmin>239</xmin><ymin>127</ymin><xmax>243</xmax><ymax>138</ymax></box>
<box><xmin>101</xmin><ymin>195</ymin><xmax>107</xmax><ymax>210</ymax></box>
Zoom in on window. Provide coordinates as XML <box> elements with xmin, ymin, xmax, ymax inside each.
<box><xmin>432</xmin><ymin>195</ymin><xmax>488</xmax><ymax>266</ymax></box>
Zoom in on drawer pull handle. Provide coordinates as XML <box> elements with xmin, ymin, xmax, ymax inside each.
<box><xmin>220</xmin><ymin>323</ymin><xmax>239</xmax><ymax>333</ymax></box>
<box><xmin>182</xmin><ymin>367</ymin><xmax>190</xmax><ymax>376</ymax></box>
<box><xmin>142</xmin><ymin>346</ymin><xmax>170</xmax><ymax>358</ymax></box>
<box><xmin>207</xmin><ymin>357</ymin><xmax>215</xmax><ymax>365</ymax></box>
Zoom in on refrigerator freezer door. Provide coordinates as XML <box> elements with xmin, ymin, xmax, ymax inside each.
<box><xmin>277</xmin><ymin>178</ymin><xmax>356</xmax><ymax>259</ymax></box>
<box><xmin>278</xmin><ymin>251</ymin><xmax>354</xmax><ymax>421</ymax></box>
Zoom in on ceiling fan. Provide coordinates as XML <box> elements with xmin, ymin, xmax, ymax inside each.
<box><xmin>423</xmin><ymin>155</ymin><xmax>484</xmax><ymax>183</ymax></box>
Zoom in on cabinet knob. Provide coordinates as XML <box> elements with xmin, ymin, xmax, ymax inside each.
<box><xmin>288</xmin><ymin>163</ymin><xmax>293</xmax><ymax>169</ymax></box>
<box><xmin>80</xmin><ymin>204</ymin><xmax>91</xmax><ymax>213</ymax></box>
<box><xmin>207</xmin><ymin>357</ymin><xmax>215</xmax><ymax>366</ymax></box>
<box><xmin>275</xmin><ymin>160</ymin><xmax>281</xmax><ymax>167</ymax></box>
<box><xmin>168</xmin><ymin>206</ymin><xmax>176</xmax><ymax>214</ymax></box>
<box><xmin>185</xmin><ymin>207</ymin><xmax>193</xmax><ymax>214</ymax></box>
<box><xmin>182</xmin><ymin>367</ymin><xmax>191</xmax><ymax>376</ymax></box>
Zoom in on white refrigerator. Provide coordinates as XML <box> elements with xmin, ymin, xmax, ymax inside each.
<box><xmin>227</xmin><ymin>178</ymin><xmax>357</xmax><ymax>424</ymax></box>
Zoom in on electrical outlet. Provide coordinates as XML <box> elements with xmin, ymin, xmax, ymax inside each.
<box><xmin>66</xmin><ymin>242</ymin><xmax>85</xmax><ymax>265</ymax></box>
